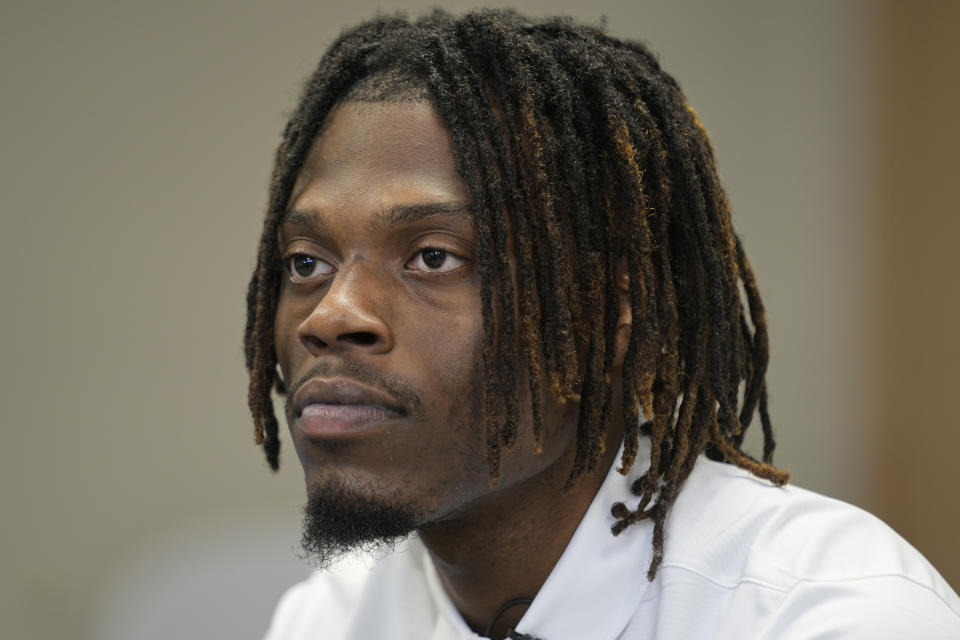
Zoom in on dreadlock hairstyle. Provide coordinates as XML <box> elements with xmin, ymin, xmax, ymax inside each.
<box><xmin>244</xmin><ymin>9</ymin><xmax>790</xmax><ymax>579</ymax></box>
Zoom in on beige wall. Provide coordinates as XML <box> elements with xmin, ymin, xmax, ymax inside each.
<box><xmin>1</xmin><ymin>1</ymin><xmax>954</xmax><ymax>638</ymax></box>
<box><xmin>866</xmin><ymin>0</ymin><xmax>960</xmax><ymax>590</ymax></box>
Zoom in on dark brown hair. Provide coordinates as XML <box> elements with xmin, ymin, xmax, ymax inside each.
<box><xmin>245</xmin><ymin>9</ymin><xmax>788</xmax><ymax>578</ymax></box>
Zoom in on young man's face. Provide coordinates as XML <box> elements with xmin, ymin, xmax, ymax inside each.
<box><xmin>273</xmin><ymin>101</ymin><xmax>579</xmax><ymax>558</ymax></box>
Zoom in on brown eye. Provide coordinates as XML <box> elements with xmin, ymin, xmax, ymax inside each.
<box><xmin>406</xmin><ymin>247</ymin><xmax>467</xmax><ymax>273</ymax></box>
<box><xmin>422</xmin><ymin>248</ymin><xmax>447</xmax><ymax>269</ymax></box>
<box><xmin>293</xmin><ymin>255</ymin><xmax>316</xmax><ymax>276</ymax></box>
<box><xmin>286</xmin><ymin>253</ymin><xmax>334</xmax><ymax>282</ymax></box>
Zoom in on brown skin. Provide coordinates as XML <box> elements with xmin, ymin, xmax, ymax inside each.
<box><xmin>274</xmin><ymin>102</ymin><xmax>629</xmax><ymax>639</ymax></box>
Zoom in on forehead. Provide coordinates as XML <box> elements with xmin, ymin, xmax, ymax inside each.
<box><xmin>287</xmin><ymin>101</ymin><xmax>469</xmax><ymax>211</ymax></box>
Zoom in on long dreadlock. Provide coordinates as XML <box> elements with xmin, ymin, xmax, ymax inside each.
<box><xmin>244</xmin><ymin>9</ymin><xmax>789</xmax><ymax>579</ymax></box>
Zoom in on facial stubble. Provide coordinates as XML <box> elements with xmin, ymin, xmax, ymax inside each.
<box><xmin>295</xmin><ymin>354</ymin><xmax>487</xmax><ymax>569</ymax></box>
<box><xmin>300</xmin><ymin>476</ymin><xmax>419</xmax><ymax>568</ymax></box>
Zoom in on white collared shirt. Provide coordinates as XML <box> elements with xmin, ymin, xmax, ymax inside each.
<box><xmin>264</xmin><ymin>443</ymin><xmax>960</xmax><ymax>639</ymax></box>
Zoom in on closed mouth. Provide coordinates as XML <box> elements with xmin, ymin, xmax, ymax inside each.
<box><xmin>291</xmin><ymin>377</ymin><xmax>405</xmax><ymax>438</ymax></box>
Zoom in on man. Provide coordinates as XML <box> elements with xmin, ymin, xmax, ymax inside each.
<box><xmin>246</xmin><ymin>10</ymin><xmax>960</xmax><ymax>639</ymax></box>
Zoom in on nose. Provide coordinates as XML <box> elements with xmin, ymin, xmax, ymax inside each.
<box><xmin>297</xmin><ymin>263</ymin><xmax>394</xmax><ymax>356</ymax></box>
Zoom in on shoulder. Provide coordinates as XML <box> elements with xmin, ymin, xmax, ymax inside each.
<box><xmin>666</xmin><ymin>457</ymin><xmax>952</xmax><ymax>589</ymax></box>
<box><xmin>644</xmin><ymin>456</ymin><xmax>960</xmax><ymax>637</ymax></box>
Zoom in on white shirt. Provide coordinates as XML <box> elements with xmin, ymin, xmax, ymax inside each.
<box><xmin>264</xmin><ymin>443</ymin><xmax>960</xmax><ymax>639</ymax></box>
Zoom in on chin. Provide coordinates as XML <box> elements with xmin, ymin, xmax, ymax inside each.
<box><xmin>299</xmin><ymin>474</ymin><xmax>419</xmax><ymax>569</ymax></box>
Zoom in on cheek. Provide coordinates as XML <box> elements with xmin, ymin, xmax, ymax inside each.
<box><xmin>400</xmin><ymin>282</ymin><xmax>484</xmax><ymax>383</ymax></box>
<box><xmin>396</xmin><ymin>306</ymin><xmax>489</xmax><ymax>464</ymax></box>
<box><xmin>273</xmin><ymin>289</ymin><xmax>306</xmax><ymax>381</ymax></box>
<box><xmin>404</xmin><ymin>309</ymin><xmax>484</xmax><ymax>424</ymax></box>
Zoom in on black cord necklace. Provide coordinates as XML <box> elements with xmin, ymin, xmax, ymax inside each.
<box><xmin>484</xmin><ymin>597</ymin><xmax>543</xmax><ymax>639</ymax></box>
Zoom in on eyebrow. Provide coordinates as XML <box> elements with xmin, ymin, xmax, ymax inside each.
<box><xmin>281</xmin><ymin>201</ymin><xmax>473</xmax><ymax>234</ymax></box>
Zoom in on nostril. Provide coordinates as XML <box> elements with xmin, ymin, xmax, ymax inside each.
<box><xmin>302</xmin><ymin>335</ymin><xmax>328</xmax><ymax>351</ymax></box>
<box><xmin>340</xmin><ymin>331</ymin><xmax>378</xmax><ymax>346</ymax></box>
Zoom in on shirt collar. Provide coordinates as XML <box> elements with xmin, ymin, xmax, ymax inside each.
<box><xmin>512</xmin><ymin>440</ymin><xmax>654</xmax><ymax>640</ymax></box>
<box><xmin>421</xmin><ymin>440</ymin><xmax>655</xmax><ymax>640</ymax></box>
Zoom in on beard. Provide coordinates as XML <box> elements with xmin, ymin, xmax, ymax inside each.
<box><xmin>299</xmin><ymin>477</ymin><xmax>419</xmax><ymax>569</ymax></box>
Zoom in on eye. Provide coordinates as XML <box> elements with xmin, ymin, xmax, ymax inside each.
<box><xmin>285</xmin><ymin>253</ymin><xmax>335</xmax><ymax>283</ymax></box>
<box><xmin>406</xmin><ymin>247</ymin><xmax>468</xmax><ymax>273</ymax></box>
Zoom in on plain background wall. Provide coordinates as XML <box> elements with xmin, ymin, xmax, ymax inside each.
<box><xmin>0</xmin><ymin>1</ymin><xmax>955</xmax><ymax>638</ymax></box>
<box><xmin>867</xmin><ymin>0</ymin><xmax>960</xmax><ymax>602</ymax></box>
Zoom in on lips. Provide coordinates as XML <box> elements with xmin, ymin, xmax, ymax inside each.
<box><xmin>291</xmin><ymin>377</ymin><xmax>405</xmax><ymax>438</ymax></box>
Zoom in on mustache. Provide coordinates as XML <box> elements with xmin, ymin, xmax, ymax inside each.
<box><xmin>284</xmin><ymin>360</ymin><xmax>424</xmax><ymax>419</ymax></box>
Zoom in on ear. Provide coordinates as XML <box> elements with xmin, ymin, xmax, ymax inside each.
<box><xmin>612</xmin><ymin>257</ymin><xmax>632</xmax><ymax>369</ymax></box>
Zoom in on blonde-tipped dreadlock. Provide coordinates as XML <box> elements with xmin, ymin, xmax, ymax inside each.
<box><xmin>245</xmin><ymin>9</ymin><xmax>788</xmax><ymax>579</ymax></box>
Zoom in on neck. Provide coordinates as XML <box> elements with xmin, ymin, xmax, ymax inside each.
<box><xmin>418</xmin><ymin>434</ymin><xmax>622</xmax><ymax>640</ymax></box>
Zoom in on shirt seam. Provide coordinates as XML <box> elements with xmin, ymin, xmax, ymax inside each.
<box><xmin>652</xmin><ymin>561</ymin><xmax>960</xmax><ymax>615</ymax></box>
